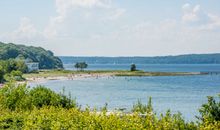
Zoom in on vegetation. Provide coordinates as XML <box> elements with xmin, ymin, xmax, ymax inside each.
<box><xmin>132</xmin><ymin>97</ymin><xmax>153</xmax><ymax>114</ymax></box>
<box><xmin>0</xmin><ymin>42</ymin><xmax>63</xmax><ymax>69</ymax></box>
<box><xmin>197</xmin><ymin>96</ymin><xmax>220</xmax><ymax>123</ymax></box>
<box><xmin>0</xmin><ymin>59</ymin><xmax>27</xmax><ymax>83</ymax></box>
<box><xmin>74</xmin><ymin>62</ymin><xmax>88</xmax><ymax>71</ymax></box>
<box><xmin>130</xmin><ymin>64</ymin><xmax>137</xmax><ymax>71</ymax></box>
<box><xmin>23</xmin><ymin>69</ymin><xmax>202</xmax><ymax>80</ymax></box>
<box><xmin>0</xmin><ymin>83</ymin><xmax>76</xmax><ymax>110</ymax></box>
<box><xmin>0</xmin><ymin>83</ymin><xmax>219</xmax><ymax>129</ymax></box>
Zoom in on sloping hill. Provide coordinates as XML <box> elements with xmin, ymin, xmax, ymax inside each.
<box><xmin>60</xmin><ymin>54</ymin><xmax>220</xmax><ymax>64</ymax></box>
<box><xmin>0</xmin><ymin>42</ymin><xmax>63</xmax><ymax>69</ymax></box>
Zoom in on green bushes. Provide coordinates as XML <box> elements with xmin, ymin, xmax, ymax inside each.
<box><xmin>0</xmin><ymin>106</ymin><xmax>197</xmax><ymax>130</ymax></box>
<box><xmin>0</xmin><ymin>83</ymin><xmax>220</xmax><ymax>129</ymax></box>
<box><xmin>0</xmin><ymin>59</ymin><xmax>27</xmax><ymax>83</ymax></box>
<box><xmin>0</xmin><ymin>83</ymin><xmax>76</xmax><ymax>110</ymax></box>
<box><xmin>29</xmin><ymin>86</ymin><xmax>76</xmax><ymax>109</ymax></box>
<box><xmin>132</xmin><ymin>97</ymin><xmax>153</xmax><ymax>114</ymax></box>
<box><xmin>198</xmin><ymin>96</ymin><xmax>220</xmax><ymax>124</ymax></box>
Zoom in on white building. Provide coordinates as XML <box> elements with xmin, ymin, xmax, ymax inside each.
<box><xmin>26</xmin><ymin>62</ymin><xmax>39</xmax><ymax>72</ymax></box>
<box><xmin>24</xmin><ymin>59</ymin><xmax>39</xmax><ymax>72</ymax></box>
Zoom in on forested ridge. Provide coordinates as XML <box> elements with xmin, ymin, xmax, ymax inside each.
<box><xmin>0</xmin><ymin>42</ymin><xmax>63</xmax><ymax>69</ymax></box>
<box><xmin>60</xmin><ymin>54</ymin><xmax>220</xmax><ymax>64</ymax></box>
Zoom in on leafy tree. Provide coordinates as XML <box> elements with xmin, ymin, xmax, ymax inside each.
<box><xmin>130</xmin><ymin>64</ymin><xmax>137</xmax><ymax>71</ymax></box>
<box><xmin>198</xmin><ymin>96</ymin><xmax>220</xmax><ymax>123</ymax></box>
<box><xmin>74</xmin><ymin>62</ymin><xmax>88</xmax><ymax>71</ymax></box>
<box><xmin>0</xmin><ymin>60</ymin><xmax>27</xmax><ymax>83</ymax></box>
<box><xmin>74</xmin><ymin>63</ymin><xmax>80</xmax><ymax>71</ymax></box>
<box><xmin>4</xmin><ymin>70</ymin><xmax>25</xmax><ymax>82</ymax></box>
<box><xmin>0</xmin><ymin>65</ymin><xmax>4</xmax><ymax>83</ymax></box>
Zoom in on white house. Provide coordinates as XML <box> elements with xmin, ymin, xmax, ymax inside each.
<box><xmin>26</xmin><ymin>62</ymin><xmax>39</xmax><ymax>72</ymax></box>
<box><xmin>24</xmin><ymin>59</ymin><xmax>39</xmax><ymax>72</ymax></box>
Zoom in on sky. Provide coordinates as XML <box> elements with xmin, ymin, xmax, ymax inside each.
<box><xmin>0</xmin><ymin>0</ymin><xmax>220</xmax><ymax>56</ymax></box>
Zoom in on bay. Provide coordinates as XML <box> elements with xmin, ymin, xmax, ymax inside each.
<box><xmin>29</xmin><ymin>71</ymin><xmax>220</xmax><ymax>121</ymax></box>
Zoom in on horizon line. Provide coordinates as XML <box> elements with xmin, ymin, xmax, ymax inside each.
<box><xmin>57</xmin><ymin>52</ymin><xmax>220</xmax><ymax>57</ymax></box>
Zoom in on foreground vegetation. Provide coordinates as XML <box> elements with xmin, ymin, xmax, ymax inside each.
<box><xmin>0</xmin><ymin>83</ymin><xmax>220</xmax><ymax>129</ymax></box>
<box><xmin>0</xmin><ymin>59</ymin><xmax>27</xmax><ymax>83</ymax></box>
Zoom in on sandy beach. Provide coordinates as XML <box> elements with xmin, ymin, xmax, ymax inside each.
<box><xmin>25</xmin><ymin>73</ymin><xmax>116</xmax><ymax>83</ymax></box>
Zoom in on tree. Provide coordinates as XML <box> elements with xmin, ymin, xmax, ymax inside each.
<box><xmin>130</xmin><ymin>64</ymin><xmax>137</xmax><ymax>71</ymax></box>
<box><xmin>197</xmin><ymin>96</ymin><xmax>220</xmax><ymax>122</ymax></box>
<box><xmin>0</xmin><ymin>65</ymin><xmax>5</xmax><ymax>83</ymax></box>
<box><xmin>74</xmin><ymin>63</ymin><xmax>80</xmax><ymax>71</ymax></box>
<box><xmin>74</xmin><ymin>62</ymin><xmax>88</xmax><ymax>71</ymax></box>
<box><xmin>0</xmin><ymin>59</ymin><xmax>27</xmax><ymax>83</ymax></box>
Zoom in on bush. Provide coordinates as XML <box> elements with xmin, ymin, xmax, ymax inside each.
<box><xmin>132</xmin><ymin>97</ymin><xmax>153</xmax><ymax>114</ymax></box>
<box><xmin>198</xmin><ymin>96</ymin><xmax>220</xmax><ymax>123</ymax></box>
<box><xmin>4</xmin><ymin>70</ymin><xmax>25</xmax><ymax>82</ymax></box>
<box><xmin>0</xmin><ymin>83</ymin><xmax>220</xmax><ymax>129</ymax></box>
<box><xmin>0</xmin><ymin>59</ymin><xmax>27</xmax><ymax>83</ymax></box>
<box><xmin>30</xmin><ymin>86</ymin><xmax>76</xmax><ymax>109</ymax></box>
<box><xmin>0</xmin><ymin>83</ymin><xmax>76</xmax><ymax>110</ymax></box>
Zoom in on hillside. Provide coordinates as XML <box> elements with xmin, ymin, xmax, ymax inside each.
<box><xmin>60</xmin><ymin>54</ymin><xmax>220</xmax><ymax>64</ymax></box>
<box><xmin>0</xmin><ymin>42</ymin><xmax>63</xmax><ymax>69</ymax></box>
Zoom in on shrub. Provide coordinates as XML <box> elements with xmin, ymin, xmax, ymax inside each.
<box><xmin>0</xmin><ymin>83</ymin><xmax>30</xmax><ymax>110</ymax></box>
<box><xmin>198</xmin><ymin>95</ymin><xmax>220</xmax><ymax>123</ymax></box>
<box><xmin>0</xmin><ymin>83</ymin><xmax>220</xmax><ymax>129</ymax></box>
<box><xmin>132</xmin><ymin>97</ymin><xmax>153</xmax><ymax>114</ymax></box>
<box><xmin>0</xmin><ymin>83</ymin><xmax>76</xmax><ymax>110</ymax></box>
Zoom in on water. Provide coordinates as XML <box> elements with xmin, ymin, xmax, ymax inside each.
<box><xmin>29</xmin><ymin>74</ymin><xmax>220</xmax><ymax>121</ymax></box>
<box><xmin>29</xmin><ymin>57</ymin><xmax>220</xmax><ymax>121</ymax></box>
<box><xmin>64</xmin><ymin>63</ymin><xmax>220</xmax><ymax>72</ymax></box>
<box><xmin>60</xmin><ymin>56</ymin><xmax>220</xmax><ymax>72</ymax></box>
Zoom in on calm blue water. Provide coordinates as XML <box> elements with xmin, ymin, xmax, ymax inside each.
<box><xmin>30</xmin><ymin>57</ymin><xmax>220</xmax><ymax>121</ymax></box>
<box><xmin>29</xmin><ymin>73</ymin><xmax>220</xmax><ymax>121</ymax></box>
<box><xmin>64</xmin><ymin>64</ymin><xmax>220</xmax><ymax>72</ymax></box>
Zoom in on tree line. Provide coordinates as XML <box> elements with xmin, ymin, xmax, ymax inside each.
<box><xmin>0</xmin><ymin>42</ymin><xmax>63</xmax><ymax>69</ymax></box>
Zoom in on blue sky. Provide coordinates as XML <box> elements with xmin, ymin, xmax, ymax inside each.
<box><xmin>1</xmin><ymin>0</ymin><xmax>220</xmax><ymax>56</ymax></box>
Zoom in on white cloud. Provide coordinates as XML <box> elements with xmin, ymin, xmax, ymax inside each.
<box><xmin>107</xmin><ymin>8</ymin><xmax>126</xmax><ymax>20</ymax></box>
<box><xmin>56</xmin><ymin>0</ymin><xmax>111</xmax><ymax>14</ymax></box>
<box><xmin>181</xmin><ymin>3</ymin><xmax>220</xmax><ymax>31</ymax></box>
<box><xmin>2</xmin><ymin>2</ymin><xmax>220</xmax><ymax>56</ymax></box>
<box><xmin>44</xmin><ymin>0</ymin><xmax>123</xmax><ymax>39</ymax></box>
<box><xmin>182</xmin><ymin>3</ymin><xmax>207</xmax><ymax>23</ymax></box>
<box><xmin>2</xmin><ymin>17</ymin><xmax>44</xmax><ymax>43</ymax></box>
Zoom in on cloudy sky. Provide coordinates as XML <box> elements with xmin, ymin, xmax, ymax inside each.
<box><xmin>0</xmin><ymin>0</ymin><xmax>220</xmax><ymax>56</ymax></box>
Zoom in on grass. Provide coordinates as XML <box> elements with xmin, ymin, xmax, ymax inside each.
<box><xmin>23</xmin><ymin>69</ymin><xmax>202</xmax><ymax>79</ymax></box>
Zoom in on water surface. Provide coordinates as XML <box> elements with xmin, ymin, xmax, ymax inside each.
<box><xmin>29</xmin><ymin>74</ymin><xmax>220</xmax><ymax>121</ymax></box>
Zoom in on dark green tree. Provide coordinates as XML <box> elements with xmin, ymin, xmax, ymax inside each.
<box><xmin>130</xmin><ymin>64</ymin><xmax>137</xmax><ymax>71</ymax></box>
<box><xmin>74</xmin><ymin>62</ymin><xmax>88</xmax><ymax>71</ymax></box>
<box><xmin>74</xmin><ymin>63</ymin><xmax>80</xmax><ymax>71</ymax></box>
<box><xmin>0</xmin><ymin>65</ymin><xmax>4</xmax><ymax>83</ymax></box>
<box><xmin>197</xmin><ymin>96</ymin><xmax>220</xmax><ymax>122</ymax></box>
